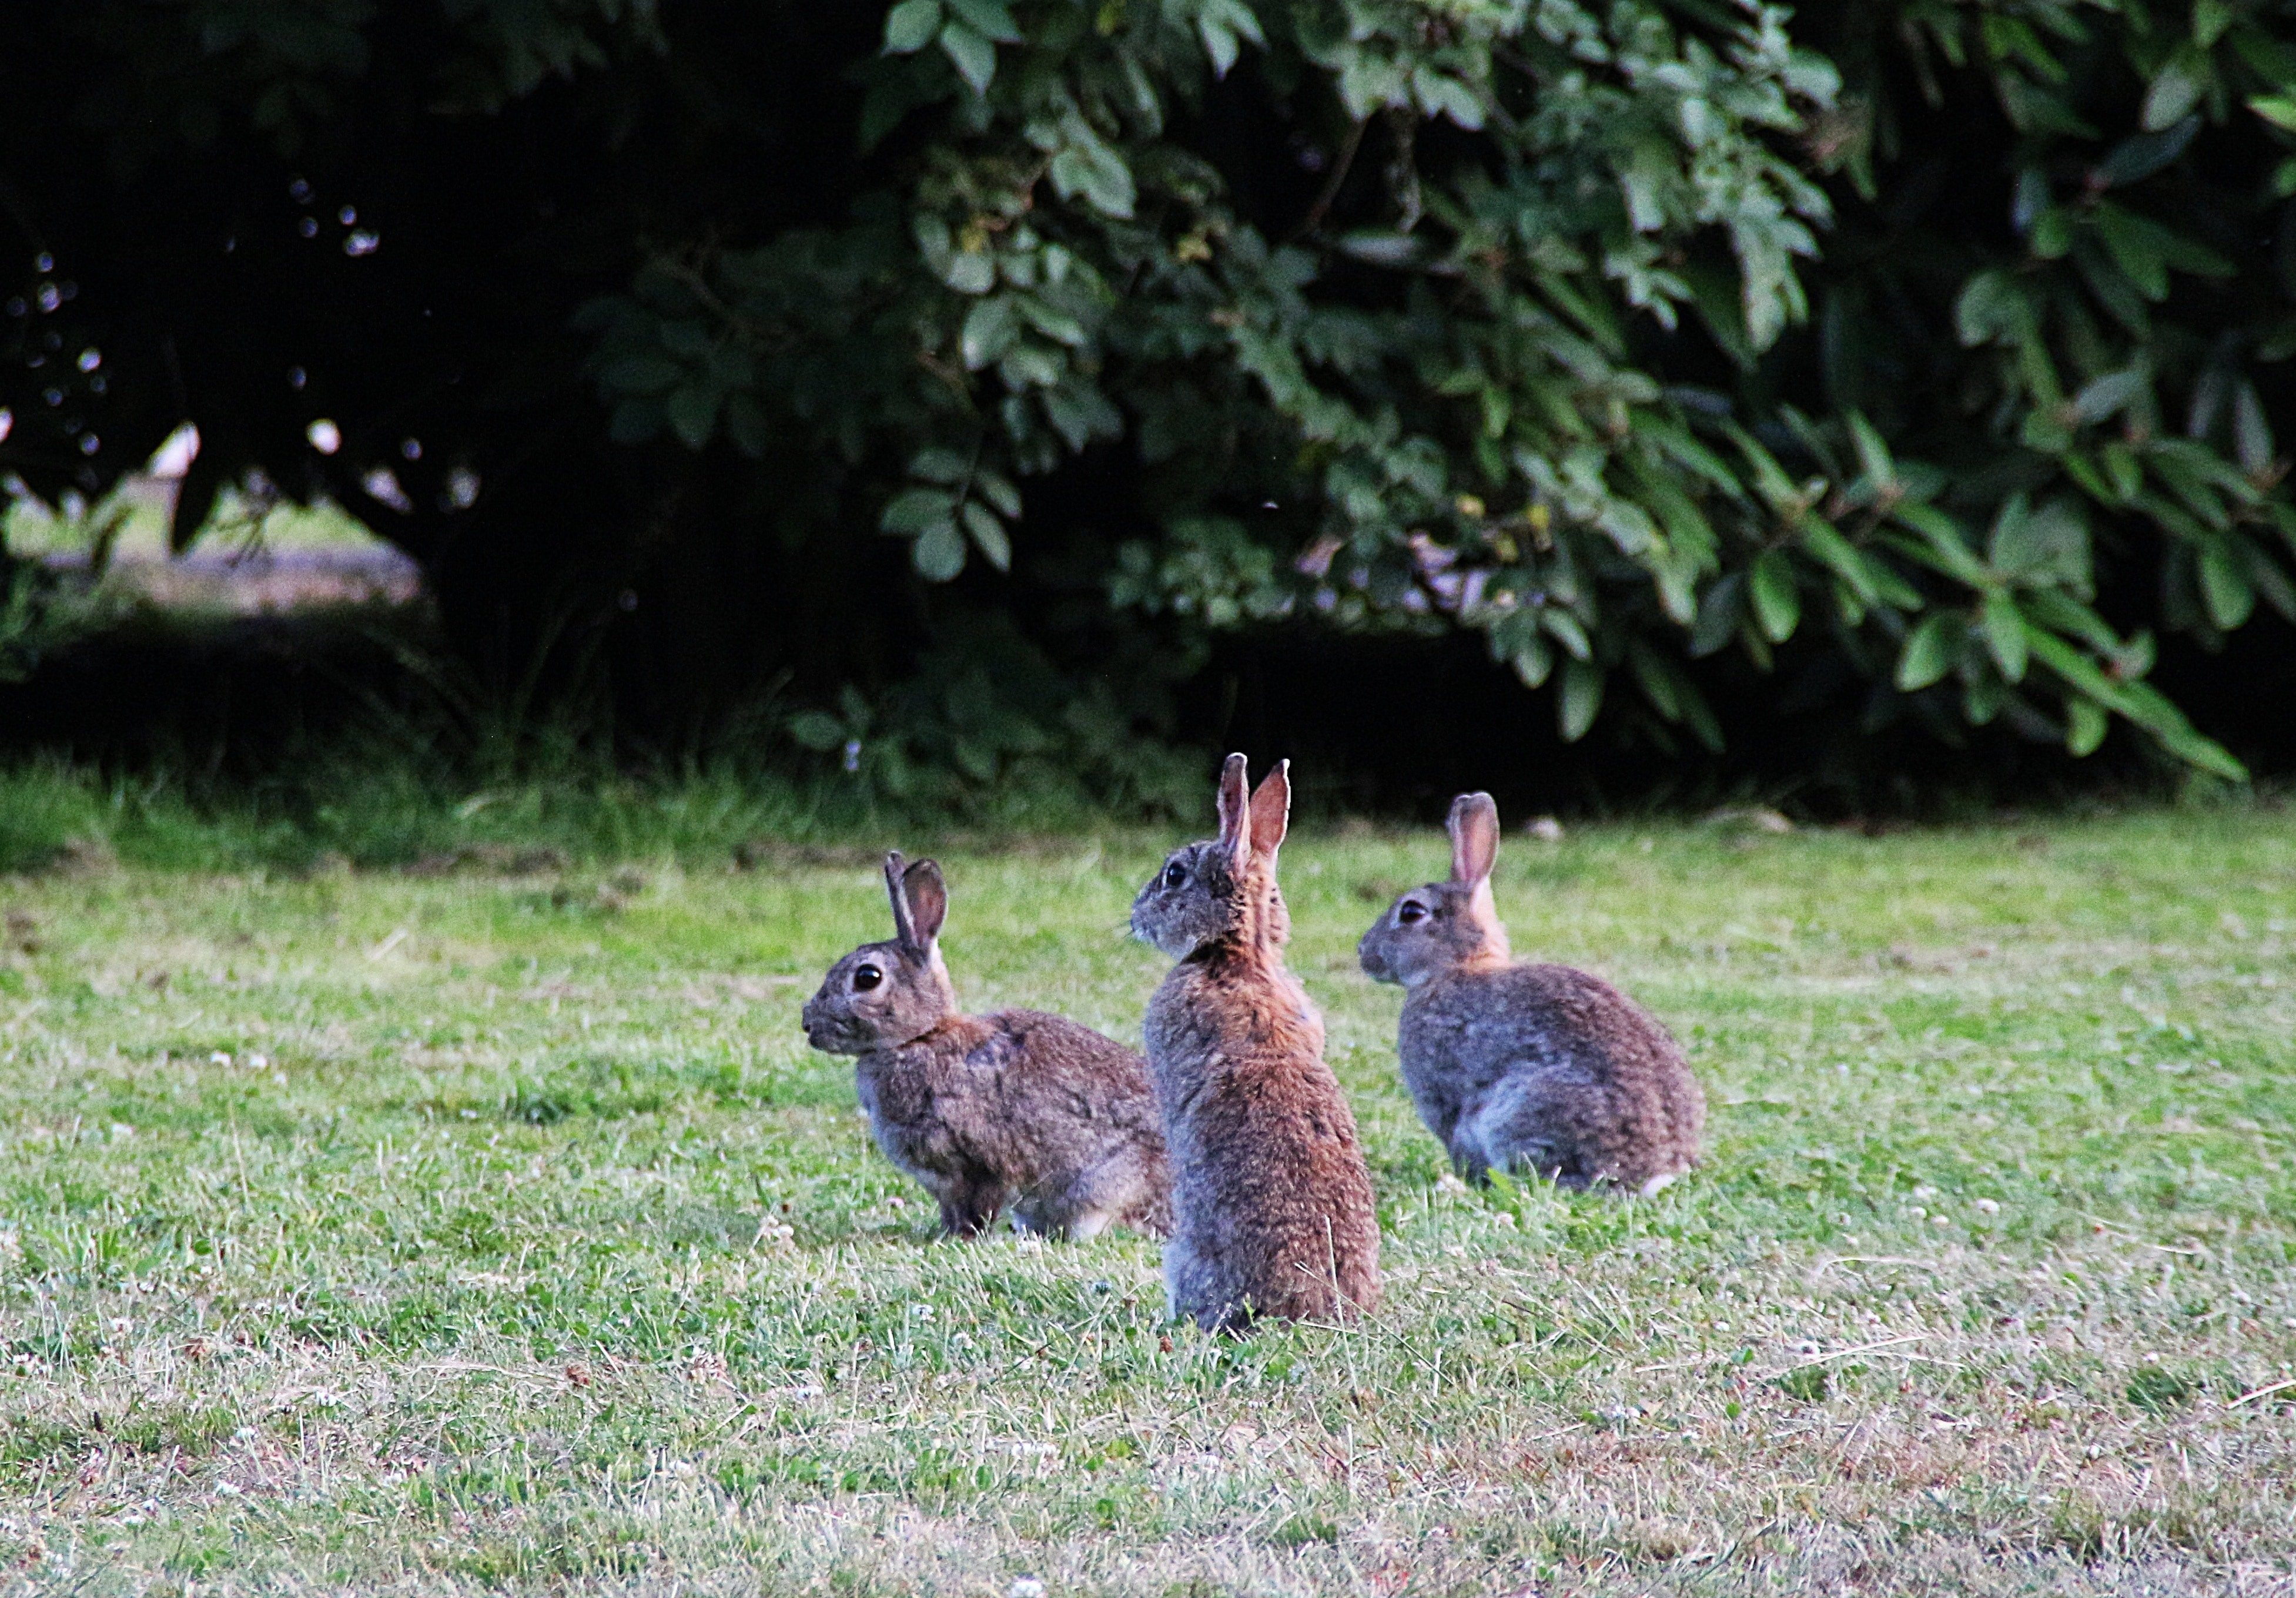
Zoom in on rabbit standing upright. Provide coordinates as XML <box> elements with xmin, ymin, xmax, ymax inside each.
<box><xmin>802</xmin><ymin>853</ymin><xmax>1170</xmax><ymax>1240</ymax></box>
<box><xmin>1130</xmin><ymin>755</ymin><xmax>1380</xmax><ymax>1333</ymax></box>
<box><xmin>1358</xmin><ymin>793</ymin><xmax>1703</xmax><ymax>1194</ymax></box>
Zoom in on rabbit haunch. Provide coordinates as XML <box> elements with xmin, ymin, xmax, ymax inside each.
<box><xmin>801</xmin><ymin>851</ymin><xmax>1170</xmax><ymax>1240</ymax></box>
<box><xmin>1358</xmin><ymin>792</ymin><xmax>1704</xmax><ymax>1194</ymax></box>
<box><xmin>1132</xmin><ymin>755</ymin><xmax>1380</xmax><ymax>1333</ymax></box>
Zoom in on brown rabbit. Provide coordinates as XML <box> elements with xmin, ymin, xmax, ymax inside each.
<box><xmin>1130</xmin><ymin>755</ymin><xmax>1380</xmax><ymax>1333</ymax></box>
<box><xmin>1357</xmin><ymin>793</ymin><xmax>1703</xmax><ymax>1194</ymax></box>
<box><xmin>801</xmin><ymin>852</ymin><xmax>1170</xmax><ymax>1240</ymax></box>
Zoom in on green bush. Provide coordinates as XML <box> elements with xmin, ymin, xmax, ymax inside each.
<box><xmin>8</xmin><ymin>1</ymin><xmax>2292</xmax><ymax>781</ymax></box>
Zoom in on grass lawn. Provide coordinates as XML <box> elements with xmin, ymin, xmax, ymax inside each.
<box><xmin>1</xmin><ymin>806</ymin><xmax>2291</xmax><ymax>1595</ymax></box>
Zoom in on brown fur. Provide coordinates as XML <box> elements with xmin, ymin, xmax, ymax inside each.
<box><xmin>1132</xmin><ymin>756</ymin><xmax>1381</xmax><ymax>1332</ymax></box>
<box><xmin>1358</xmin><ymin>793</ymin><xmax>1704</xmax><ymax>1192</ymax></box>
<box><xmin>803</xmin><ymin>853</ymin><xmax>1171</xmax><ymax>1239</ymax></box>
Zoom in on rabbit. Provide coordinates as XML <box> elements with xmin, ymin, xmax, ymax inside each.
<box><xmin>801</xmin><ymin>851</ymin><xmax>1171</xmax><ymax>1241</ymax></box>
<box><xmin>1357</xmin><ymin>792</ymin><xmax>1703</xmax><ymax>1195</ymax></box>
<box><xmin>1130</xmin><ymin>755</ymin><xmax>1381</xmax><ymax>1334</ymax></box>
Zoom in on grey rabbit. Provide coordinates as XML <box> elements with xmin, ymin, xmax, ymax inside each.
<box><xmin>1357</xmin><ymin>793</ymin><xmax>1703</xmax><ymax>1194</ymax></box>
<box><xmin>1130</xmin><ymin>755</ymin><xmax>1381</xmax><ymax>1332</ymax></box>
<box><xmin>801</xmin><ymin>852</ymin><xmax>1171</xmax><ymax>1240</ymax></box>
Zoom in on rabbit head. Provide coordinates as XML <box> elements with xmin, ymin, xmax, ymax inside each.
<box><xmin>1130</xmin><ymin>753</ymin><xmax>1291</xmax><ymax>960</ymax></box>
<box><xmin>1358</xmin><ymin>791</ymin><xmax>1512</xmax><ymax>987</ymax></box>
<box><xmin>801</xmin><ymin>851</ymin><xmax>958</xmax><ymax>1054</ymax></box>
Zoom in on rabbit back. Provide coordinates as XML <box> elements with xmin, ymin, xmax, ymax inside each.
<box><xmin>858</xmin><ymin>1009</ymin><xmax>1170</xmax><ymax>1239</ymax></box>
<box><xmin>1400</xmin><ymin>962</ymin><xmax>1702</xmax><ymax>1192</ymax></box>
<box><xmin>1144</xmin><ymin>959</ymin><xmax>1380</xmax><ymax>1331</ymax></box>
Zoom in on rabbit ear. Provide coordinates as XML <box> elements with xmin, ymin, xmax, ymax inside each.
<box><xmin>902</xmin><ymin>859</ymin><xmax>948</xmax><ymax>948</ymax></box>
<box><xmin>1448</xmin><ymin>792</ymin><xmax>1500</xmax><ymax>887</ymax></box>
<box><xmin>1247</xmin><ymin>759</ymin><xmax>1291</xmax><ymax>862</ymax></box>
<box><xmin>1215</xmin><ymin>753</ymin><xmax>1252</xmax><ymax>864</ymax></box>
<box><xmin>883</xmin><ymin>850</ymin><xmax>919</xmax><ymax>950</ymax></box>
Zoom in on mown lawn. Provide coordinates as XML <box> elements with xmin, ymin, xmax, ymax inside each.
<box><xmin>1</xmin><ymin>807</ymin><xmax>2291</xmax><ymax>1596</ymax></box>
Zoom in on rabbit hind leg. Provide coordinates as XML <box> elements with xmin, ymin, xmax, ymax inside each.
<box><xmin>1163</xmin><ymin>1233</ymin><xmax>1249</xmax><ymax>1333</ymax></box>
<box><xmin>1469</xmin><ymin>1074</ymin><xmax>1595</xmax><ymax>1188</ymax></box>
<box><xmin>936</xmin><ymin>1177</ymin><xmax>1009</xmax><ymax>1238</ymax></box>
<box><xmin>1060</xmin><ymin>1147</ymin><xmax>1162</xmax><ymax>1241</ymax></box>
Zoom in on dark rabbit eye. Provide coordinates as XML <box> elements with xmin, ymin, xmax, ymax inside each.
<box><xmin>852</xmin><ymin>963</ymin><xmax>882</xmax><ymax>992</ymax></box>
<box><xmin>1163</xmin><ymin>860</ymin><xmax>1187</xmax><ymax>889</ymax></box>
<box><xmin>1396</xmin><ymin>901</ymin><xmax>1428</xmax><ymax>924</ymax></box>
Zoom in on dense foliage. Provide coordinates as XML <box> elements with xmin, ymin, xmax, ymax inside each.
<box><xmin>5</xmin><ymin>0</ymin><xmax>2294</xmax><ymax>790</ymax></box>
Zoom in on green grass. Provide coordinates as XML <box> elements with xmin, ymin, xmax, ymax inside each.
<box><xmin>1</xmin><ymin>803</ymin><xmax>2291</xmax><ymax>1594</ymax></box>
<box><xmin>5</xmin><ymin>479</ymin><xmax>391</xmax><ymax>564</ymax></box>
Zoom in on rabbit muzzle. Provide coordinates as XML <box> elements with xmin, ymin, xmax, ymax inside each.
<box><xmin>799</xmin><ymin>990</ymin><xmax>865</xmax><ymax>1056</ymax></box>
<box><xmin>1357</xmin><ymin>926</ymin><xmax>1398</xmax><ymax>985</ymax></box>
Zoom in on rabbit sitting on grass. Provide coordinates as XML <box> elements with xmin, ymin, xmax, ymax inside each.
<box><xmin>1131</xmin><ymin>755</ymin><xmax>1381</xmax><ymax>1333</ymax></box>
<box><xmin>1358</xmin><ymin>793</ymin><xmax>1703</xmax><ymax>1195</ymax></box>
<box><xmin>802</xmin><ymin>852</ymin><xmax>1170</xmax><ymax>1241</ymax></box>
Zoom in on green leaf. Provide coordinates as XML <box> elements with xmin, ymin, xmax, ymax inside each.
<box><xmin>1896</xmin><ymin>613</ymin><xmax>1963</xmax><ymax>691</ymax></box>
<box><xmin>1540</xmin><ymin>608</ymin><xmax>1592</xmax><ymax>661</ymax></box>
<box><xmin>2070</xmin><ymin>368</ymin><xmax>2147</xmax><ymax>424</ymax></box>
<box><xmin>1676</xmin><ymin>675</ymin><xmax>1725</xmax><ymax>752</ymax></box>
<box><xmin>1891</xmin><ymin>503</ymin><xmax>1990</xmax><ymax>584</ymax></box>
<box><xmin>1954</xmin><ymin>272</ymin><xmax>2028</xmax><ymax>346</ymax></box>
<box><xmin>1196</xmin><ymin>0</ymin><xmax>1262</xmax><ymax>78</ymax></box>
<box><xmin>598</xmin><ymin>356</ymin><xmax>683</xmax><ymax>395</ymax></box>
<box><xmin>1049</xmin><ymin>145</ymin><xmax>1136</xmax><ymax>219</ymax></box>
<box><xmin>881</xmin><ymin>488</ymin><xmax>955</xmax><ymax>534</ymax></box>
<box><xmin>913</xmin><ymin>515</ymin><xmax>967</xmax><ymax>580</ymax></box>
<box><xmin>1628</xmin><ymin>641</ymin><xmax>1678</xmax><ymax>720</ymax></box>
<box><xmin>1800</xmin><ymin>522</ymin><xmax>1878</xmax><ymax>605</ymax></box>
<box><xmin>1018</xmin><ymin>298</ymin><xmax>1089</xmax><ymax>346</ymax></box>
<box><xmin>973</xmin><ymin>468</ymin><xmax>1021</xmax><ymax>518</ymax></box>
<box><xmin>1980</xmin><ymin>591</ymin><xmax>2029</xmax><ymax>682</ymax></box>
<box><xmin>960</xmin><ymin>296</ymin><xmax>1018</xmax><ymax>370</ymax></box>
<box><xmin>2143</xmin><ymin>46</ymin><xmax>2208</xmax><ymax>132</ymax></box>
<box><xmin>910</xmin><ymin>447</ymin><xmax>972</xmax><ymax>485</ymax></box>
<box><xmin>2199</xmin><ymin>544</ymin><xmax>2255</xmax><ymax>629</ymax></box>
<box><xmin>2250</xmin><ymin>95</ymin><xmax>2296</xmax><ymax>133</ymax></box>
<box><xmin>938</xmin><ymin>19</ymin><xmax>997</xmax><ymax>95</ymax></box>
<box><xmin>2094</xmin><ymin>116</ymin><xmax>2198</xmax><ymax>187</ymax></box>
<box><xmin>1749</xmin><ymin>550</ymin><xmax>1800</xmax><ymax>642</ymax></box>
<box><xmin>1689</xmin><ymin>572</ymin><xmax>1745</xmax><ymax>658</ymax></box>
<box><xmin>960</xmin><ymin>501</ymin><xmax>1011</xmax><ymax>571</ymax></box>
<box><xmin>1411</xmin><ymin>66</ymin><xmax>1483</xmax><ymax>130</ymax></box>
<box><xmin>882</xmin><ymin>0</ymin><xmax>942</xmax><ymax>54</ymax></box>
<box><xmin>2092</xmin><ymin>206</ymin><xmax>2171</xmax><ymax>300</ymax></box>
<box><xmin>2024</xmin><ymin>631</ymin><xmax>2247</xmax><ymax>779</ymax></box>
<box><xmin>1510</xmin><ymin>636</ymin><xmax>1554</xmax><ymax>688</ymax></box>
<box><xmin>1558</xmin><ymin>658</ymin><xmax>1604</xmax><ymax>742</ymax></box>
<box><xmin>1990</xmin><ymin>495</ymin><xmax>2092</xmax><ymax>592</ymax></box>
<box><xmin>1846</xmin><ymin>413</ymin><xmax>1896</xmax><ymax>488</ymax></box>
<box><xmin>664</xmin><ymin>384</ymin><xmax>720</xmax><ymax>450</ymax></box>
<box><xmin>945</xmin><ymin>250</ymin><xmax>996</xmax><ymax>295</ymax></box>
<box><xmin>788</xmin><ymin>711</ymin><xmax>847</xmax><ymax>751</ymax></box>
<box><xmin>943</xmin><ymin>0</ymin><xmax>1020</xmax><ymax>44</ymax></box>
<box><xmin>2065</xmin><ymin>696</ymin><xmax>2108</xmax><ymax>757</ymax></box>
<box><xmin>2233</xmin><ymin>381</ymin><xmax>2274</xmax><ymax>475</ymax></box>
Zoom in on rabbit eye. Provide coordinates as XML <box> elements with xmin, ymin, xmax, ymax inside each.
<box><xmin>1163</xmin><ymin>860</ymin><xmax>1187</xmax><ymax>889</ymax></box>
<box><xmin>852</xmin><ymin>963</ymin><xmax>882</xmax><ymax>992</ymax></box>
<box><xmin>1396</xmin><ymin>901</ymin><xmax>1428</xmax><ymax>925</ymax></box>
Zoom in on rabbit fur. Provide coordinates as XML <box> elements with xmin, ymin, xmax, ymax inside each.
<box><xmin>802</xmin><ymin>852</ymin><xmax>1170</xmax><ymax>1241</ymax></box>
<box><xmin>1130</xmin><ymin>755</ymin><xmax>1381</xmax><ymax>1333</ymax></box>
<box><xmin>1357</xmin><ymin>793</ymin><xmax>1703</xmax><ymax>1195</ymax></box>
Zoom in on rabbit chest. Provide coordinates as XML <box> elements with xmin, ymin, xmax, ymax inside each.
<box><xmin>851</xmin><ymin>1022</ymin><xmax>1013</xmax><ymax>1180</ymax></box>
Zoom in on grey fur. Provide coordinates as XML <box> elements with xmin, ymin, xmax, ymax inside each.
<box><xmin>1131</xmin><ymin>756</ymin><xmax>1381</xmax><ymax>1332</ymax></box>
<box><xmin>802</xmin><ymin>852</ymin><xmax>1170</xmax><ymax>1239</ymax></box>
<box><xmin>1358</xmin><ymin>793</ymin><xmax>1703</xmax><ymax>1192</ymax></box>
